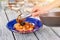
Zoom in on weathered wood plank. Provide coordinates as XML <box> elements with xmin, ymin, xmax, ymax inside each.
<box><xmin>0</xmin><ymin>10</ymin><xmax>14</xmax><ymax>40</ymax></box>
<box><xmin>5</xmin><ymin>9</ymin><xmax>38</xmax><ymax>40</ymax></box>
<box><xmin>51</xmin><ymin>27</ymin><xmax>60</xmax><ymax>37</ymax></box>
<box><xmin>35</xmin><ymin>25</ymin><xmax>60</xmax><ymax>40</ymax></box>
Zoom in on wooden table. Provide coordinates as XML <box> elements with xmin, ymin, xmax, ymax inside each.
<box><xmin>0</xmin><ymin>8</ymin><xmax>60</xmax><ymax>40</ymax></box>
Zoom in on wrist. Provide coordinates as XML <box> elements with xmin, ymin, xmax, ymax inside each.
<box><xmin>45</xmin><ymin>0</ymin><xmax>60</xmax><ymax>11</ymax></box>
<box><xmin>45</xmin><ymin>5</ymin><xmax>54</xmax><ymax>11</ymax></box>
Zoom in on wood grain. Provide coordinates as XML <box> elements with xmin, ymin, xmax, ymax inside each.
<box><xmin>51</xmin><ymin>27</ymin><xmax>60</xmax><ymax>37</ymax></box>
<box><xmin>35</xmin><ymin>25</ymin><xmax>60</xmax><ymax>40</ymax></box>
<box><xmin>0</xmin><ymin>10</ymin><xmax>14</xmax><ymax>40</ymax></box>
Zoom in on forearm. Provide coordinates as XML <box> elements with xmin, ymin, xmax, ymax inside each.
<box><xmin>46</xmin><ymin>0</ymin><xmax>60</xmax><ymax>10</ymax></box>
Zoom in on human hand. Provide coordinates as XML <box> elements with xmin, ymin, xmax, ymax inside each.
<box><xmin>31</xmin><ymin>6</ymin><xmax>49</xmax><ymax>17</ymax></box>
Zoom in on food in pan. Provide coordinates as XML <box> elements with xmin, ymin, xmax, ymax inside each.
<box><xmin>14</xmin><ymin>21</ymin><xmax>34</xmax><ymax>33</ymax></box>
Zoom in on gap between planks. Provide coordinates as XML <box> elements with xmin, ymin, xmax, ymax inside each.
<box><xmin>4</xmin><ymin>9</ymin><xmax>16</xmax><ymax>40</ymax></box>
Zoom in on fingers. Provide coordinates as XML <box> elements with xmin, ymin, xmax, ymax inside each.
<box><xmin>32</xmin><ymin>6</ymin><xmax>39</xmax><ymax>13</ymax></box>
<box><xmin>31</xmin><ymin>6</ymin><xmax>48</xmax><ymax>17</ymax></box>
<box><xmin>31</xmin><ymin>10</ymin><xmax>48</xmax><ymax>17</ymax></box>
<box><xmin>31</xmin><ymin>6</ymin><xmax>40</xmax><ymax>17</ymax></box>
<box><xmin>32</xmin><ymin>8</ymin><xmax>37</xmax><ymax>13</ymax></box>
<box><xmin>31</xmin><ymin>11</ymin><xmax>40</xmax><ymax>17</ymax></box>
